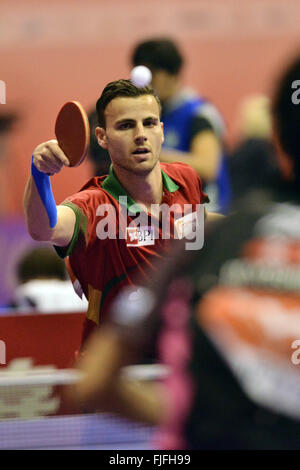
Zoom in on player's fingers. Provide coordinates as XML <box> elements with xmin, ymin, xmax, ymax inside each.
<box><xmin>32</xmin><ymin>141</ymin><xmax>70</xmax><ymax>174</ymax></box>
<box><xmin>33</xmin><ymin>140</ymin><xmax>70</xmax><ymax>168</ymax></box>
<box><xmin>33</xmin><ymin>151</ymin><xmax>63</xmax><ymax>172</ymax></box>
<box><xmin>45</xmin><ymin>139</ymin><xmax>70</xmax><ymax>167</ymax></box>
<box><xmin>33</xmin><ymin>154</ymin><xmax>62</xmax><ymax>174</ymax></box>
<box><xmin>33</xmin><ymin>149</ymin><xmax>65</xmax><ymax>174</ymax></box>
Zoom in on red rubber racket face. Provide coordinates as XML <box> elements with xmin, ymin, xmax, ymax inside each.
<box><xmin>55</xmin><ymin>101</ymin><xmax>90</xmax><ymax>167</ymax></box>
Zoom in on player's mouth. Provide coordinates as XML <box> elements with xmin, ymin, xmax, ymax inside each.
<box><xmin>132</xmin><ymin>147</ymin><xmax>151</xmax><ymax>155</ymax></box>
<box><xmin>132</xmin><ymin>147</ymin><xmax>151</xmax><ymax>161</ymax></box>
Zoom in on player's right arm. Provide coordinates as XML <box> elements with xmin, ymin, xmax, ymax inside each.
<box><xmin>23</xmin><ymin>139</ymin><xmax>76</xmax><ymax>247</ymax></box>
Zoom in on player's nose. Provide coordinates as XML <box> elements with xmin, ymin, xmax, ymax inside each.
<box><xmin>134</xmin><ymin>122</ymin><xmax>147</xmax><ymax>143</ymax></box>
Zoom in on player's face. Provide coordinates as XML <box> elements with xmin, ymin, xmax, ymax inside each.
<box><xmin>96</xmin><ymin>95</ymin><xmax>164</xmax><ymax>175</ymax></box>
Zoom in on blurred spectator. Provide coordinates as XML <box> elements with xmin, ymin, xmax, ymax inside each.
<box><xmin>87</xmin><ymin>108</ymin><xmax>111</xmax><ymax>177</ymax></box>
<box><xmin>0</xmin><ymin>112</ymin><xmax>16</xmax><ymax>159</ymax></box>
<box><xmin>0</xmin><ymin>111</ymin><xmax>18</xmax><ymax>215</ymax></box>
<box><xmin>229</xmin><ymin>94</ymin><xmax>280</xmax><ymax>204</ymax></box>
<box><xmin>10</xmin><ymin>247</ymin><xmax>88</xmax><ymax>312</ymax></box>
<box><xmin>131</xmin><ymin>37</ymin><xmax>231</xmax><ymax>213</ymax></box>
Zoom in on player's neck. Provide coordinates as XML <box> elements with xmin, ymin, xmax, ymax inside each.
<box><xmin>114</xmin><ymin>163</ymin><xmax>163</xmax><ymax>208</ymax></box>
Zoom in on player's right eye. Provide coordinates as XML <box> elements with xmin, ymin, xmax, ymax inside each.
<box><xmin>117</xmin><ymin>122</ymin><xmax>133</xmax><ymax>130</ymax></box>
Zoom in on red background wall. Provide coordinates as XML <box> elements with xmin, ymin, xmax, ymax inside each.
<box><xmin>1</xmin><ymin>0</ymin><xmax>300</xmax><ymax>215</ymax></box>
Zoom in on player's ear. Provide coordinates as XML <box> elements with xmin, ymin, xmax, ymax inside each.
<box><xmin>95</xmin><ymin>127</ymin><xmax>108</xmax><ymax>149</ymax></box>
<box><xmin>160</xmin><ymin>121</ymin><xmax>164</xmax><ymax>145</ymax></box>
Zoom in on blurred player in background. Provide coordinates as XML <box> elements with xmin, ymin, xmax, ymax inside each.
<box><xmin>70</xmin><ymin>52</ymin><xmax>300</xmax><ymax>449</ymax></box>
<box><xmin>229</xmin><ymin>94</ymin><xmax>280</xmax><ymax>204</ymax></box>
<box><xmin>0</xmin><ymin>112</ymin><xmax>16</xmax><ymax>160</ymax></box>
<box><xmin>24</xmin><ymin>79</ymin><xmax>220</xmax><ymax>348</ymax></box>
<box><xmin>0</xmin><ymin>111</ymin><xmax>18</xmax><ymax>215</ymax></box>
<box><xmin>131</xmin><ymin>37</ymin><xmax>231</xmax><ymax>213</ymax></box>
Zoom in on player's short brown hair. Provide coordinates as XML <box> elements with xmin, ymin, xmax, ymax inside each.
<box><xmin>96</xmin><ymin>79</ymin><xmax>161</xmax><ymax>128</ymax></box>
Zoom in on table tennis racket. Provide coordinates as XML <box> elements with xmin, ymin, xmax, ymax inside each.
<box><xmin>55</xmin><ymin>101</ymin><xmax>90</xmax><ymax>167</ymax></box>
<box><xmin>31</xmin><ymin>101</ymin><xmax>90</xmax><ymax>228</ymax></box>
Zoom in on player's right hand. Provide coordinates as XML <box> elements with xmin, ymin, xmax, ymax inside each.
<box><xmin>32</xmin><ymin>139</ymin><xmax>70</xmax><ymax>175</ymax></box>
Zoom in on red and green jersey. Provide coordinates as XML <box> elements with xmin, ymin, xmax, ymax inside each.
<box><xmin>55</xmin><ymin>162</ymin><xmax>208</xmax><ymax>346</ymax></box>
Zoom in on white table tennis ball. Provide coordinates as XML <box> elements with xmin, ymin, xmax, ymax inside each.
<box><xmin>130</xmin><ymin>66</ymin><xmax>152</xmax><ymax>88</ymax></box>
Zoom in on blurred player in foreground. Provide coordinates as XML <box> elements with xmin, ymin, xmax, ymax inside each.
<box><xmin>131</xmin><ymin>37</ymin><xmax>231</xmax><ymax>213</ymax></box>
<box><xmin>24</xmin><ymin>79</ymin><xmax>221</xmax><ymax>348</ymax></box>
<box><xmin>69</xmin><ymin>53</ymin><xmax>300</xmax><ymax>449</ymax></box>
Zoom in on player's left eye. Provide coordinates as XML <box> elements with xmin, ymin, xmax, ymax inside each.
<box><xmin>144</xmin><ymin>119</ymin><xmax>157</xmax><ymax>127</ymax></box>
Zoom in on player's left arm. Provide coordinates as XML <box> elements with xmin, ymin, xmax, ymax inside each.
<box><xmin>160</xmin><ymin>104</ymin><xmax>225</xmax><ymax>181</ymax></box>
<box><xmin>67</xmin><ymin>325</ymin><xmax>166</xmax><ymax>424</ymax></box>
<box><xmin>160</xmin><ymin>129</ymin><xmax>222</xmax><ymax>182</ymax></box>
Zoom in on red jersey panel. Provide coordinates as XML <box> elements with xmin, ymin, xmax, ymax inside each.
<box><xmin>55</xmin><ymin>162</ymin><xmax>208</xmax><ymax>346</ymax></box>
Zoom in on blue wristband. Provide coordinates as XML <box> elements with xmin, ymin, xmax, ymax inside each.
<box><xmin>31</xmin><ymin>156</ymin><xmax>57</xmax><ymax>228</ymax></box>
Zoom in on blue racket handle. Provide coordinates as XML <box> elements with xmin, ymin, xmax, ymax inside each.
<box><xmin>31</xmin><ymin>156</ymin><xmax>57</xmax><ymax>228</ymax></box>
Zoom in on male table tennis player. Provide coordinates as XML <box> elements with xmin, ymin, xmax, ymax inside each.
<box><xmin>131</xmin><ymin>37</ymin><xmax>231</xmax><ymax>214</ymax></box>
<box><xmin>24</xmin><ymin>80</ymin><xmax>221</xmax><ymax>348</ymax></box>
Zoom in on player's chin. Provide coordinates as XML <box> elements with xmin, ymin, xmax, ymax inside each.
<box><xmin>132</xmin><ymin>160</ymin><xmax>157</xmax><ymax>175</ymax></box>
<box><xmin>131</xmin><ymin>152</ymin><xmax>155</xmax><ymax>165</ymax></box>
